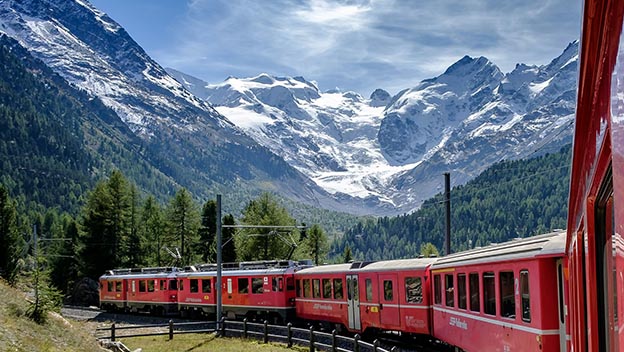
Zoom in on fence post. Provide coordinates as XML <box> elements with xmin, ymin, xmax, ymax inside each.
<box><xmin>287</xmin><ymin>323</ymin><xmax>293</xmax><ymax>348</ymax></box>
<box><xmin>309</xmin><ymin>326</ymin><xmax>315</xmax><ymax>352</ymax></box>
<box><xmin>264</xmin><ymin>320</ymin><xmax>269</xmax><ymax>344</ymax></box>
<box><xmin>331</xmin><ymin>329</ymin><xmax>337</xmax><ymax>352</ymax></box>
<box><xmin>169</xmin><ymin>320</ymin><xmax>174</xmax><ymax>340</ymax></box>
<box><xmin>243</xmin><ymin>318</ymin><xmax>248</xmax><ymax>338</ymax></box>
<box><xmin>111</xmin><ymin>323</ymin><xmax>115</xmax><ymax>342</ymax></box>
<box><xmin>354</xmin><ymin>334</ymin><xmax>361</xmax><ymax>352</ymax></box>
<box><xmin>220</xmin><ymin>317</ymin><xmax>226</xmax><ymax>337</ymax></box>
<box><xmin>373</xmin><ymin>339</ymin><xmax>380</xmax><ymax>352</ymax></box>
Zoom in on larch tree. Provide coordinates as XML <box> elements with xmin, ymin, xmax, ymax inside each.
<box><xmin>166</xmin><ymin>188</ymin><xmax>200</xmax><ymax>266</ymax></box>
<box><xmin>0</xmin><ymin>185</ymin><xmax>22</xmax><ymax>285</ymax></box>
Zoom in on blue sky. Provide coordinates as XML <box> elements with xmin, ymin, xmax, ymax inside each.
<box><xmin>89</xmin><ymin>0</ymin><xmax>581</xmax><ymax>96</ymax></box>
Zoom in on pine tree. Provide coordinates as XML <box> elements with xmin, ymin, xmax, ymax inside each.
<box><xmin>166</xmin><ymin>188</ymin><xmax>200</xmax><ymax>266</ymax></box>
<box><xmin>0</xmin><ymin>185</ymin><xmax>22</xmax><ymax>285</ymax></box>
<box><xmin>238</xmin><ymin>193</ymin><xmax>297</xmax><ymax>261</ymax></box>
<box><xmin>140</xmin><ymin>196</ymin><xmax>164</xmax><ymax>266</ymax></box>
<box><xmin>222</xmin><ymin>214</ymin><xmax>237</xmax><ymax>263</ymax></box>
<box><xmin>305</xmin><ymin>224</ymin><xmax>328</xmax><ymax>265</ymax></box>
<box><xmin>79</xmin><ymin>181</ymin><xmax>115</xmax><ymax>279</ymax></box>
<box><xmin>343</xmin><ymin>246</ymin><xmax>353</xmax><ymax>263</ymax></box>
<box><xmin>198</xmin><ymin>200</ymin><xmax>217</xmax><ymax>263</ymax></box>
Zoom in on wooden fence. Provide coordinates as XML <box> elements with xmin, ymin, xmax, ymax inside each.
<box><xmin>96</xmin><ymin>318</ymin><xmax>398</xmax><ymax>352</ymax></box>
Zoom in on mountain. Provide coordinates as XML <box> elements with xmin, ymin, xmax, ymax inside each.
<box><xmin>169</xmin><ymin>42</ymin><xmax>577</xmax><ymax>215</ymax></box>
<box><xmin>0</xmin><ymin>0</ymin><xmax>378</xmax><ymax>216</ymax></box>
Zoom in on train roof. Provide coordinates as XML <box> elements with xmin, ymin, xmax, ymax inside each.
<box><xmin>431</xmin><ymin>230</ymin><xmax>566</xmax><ymax>269</ymax></box>
<box><xmin>297</xmin><ymin>257</ymin><xmax>437</xmax><ymax>275</ymax></box>
<box><xmin>99</xmin><ymin>266</ymin><xmax>179</xmax><ymax>280</ymax></box>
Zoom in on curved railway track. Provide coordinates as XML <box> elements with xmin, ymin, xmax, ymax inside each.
<box><xmin>62</xmin><ymin>306</ymin><xmax>451</xmax><ymax>351</ymax></box>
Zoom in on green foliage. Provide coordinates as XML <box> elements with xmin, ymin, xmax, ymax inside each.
<box><xmin>237</xmin><ymin>193</ymin><xmax>298</xmax><ymax>261</ymax></box>
<box><xmin>419</xmin><ymin>242</ymin><xmax>439</xmax><ymax>257</ymax></box>
<box><xmin>198</xmin><ymin>200</ymin><xmax>217</xmax><ymax>263</ymax></box>
<box><xmin>222</xmin><ymin>214</ymin><xmax>237</xmax><ymax>263</ymax></box>
<box><xmin>140</xmin><ymin>196</ymin><xmax>165</xmax><ymax>266</ymax></box>
<box><xmin>333</xmin><ymin>145</ymin><xmax>571</xmax><ymax>261</ymax></box>
<box><xmin>302</xmin><ymin>224</ymin><xmax>329</xmax><ymax>265</ymax></box>
<box><xmin>166</xmin><ymin>188</ymin><xmax>200</xmax><ymax>266</ymax></box>
<box><xmin>0</xmin><ymin>185</ymin><xmax>23</xmax><ymax>285</ymax></box>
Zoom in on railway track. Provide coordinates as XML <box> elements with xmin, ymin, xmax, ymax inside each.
<box><xmin>62</xmin><ymin>306</ymin><xmax>452</xmax><ymax>351</ymax></box>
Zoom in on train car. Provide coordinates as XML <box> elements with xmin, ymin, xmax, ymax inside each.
<box><xmin>294</xmin><ymin>263</ymin><xmax>352</xmax><ymax>331</ymax></box>
<box><xmin>179</xmin><ymin>260</ymin><xmax>303</xmax><ymax>323</ymax></box>
<box><xmin>124</xmin><ymin>267</ymin><xmax>179</xmax><ymax>315</ymax></box>
<box><xmin>295</xmin><ymin>258</ymin><xmax>435</xmax><ymax>335</ymax></box>
<box><xmin>567</xmin><ymin>0</ymin><xmax>624</xmax><ymax>350</ymax></box>
<box><xmin>430</xmin><ymin>231</ymin><xmax>567</xmax><ymax>352</ymax></box>
<box><xmin>99</xmin><ymin>269</ymin><xmax>129</xmax><ymax>311</ymax></box>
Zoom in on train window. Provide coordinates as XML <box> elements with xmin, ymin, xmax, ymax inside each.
<box><xmin>296</xmin><ymin>279</ymin><xmax>301</xmax><ymax>297</ymax></box>
<box><xmin>469</xmin><ymin>273</ymin><xmax>479</xmax><ymax>312</ymax></box>
<box><xmin>286</xmin><ymin>277</ymin><xmax>295</xmax><ymax>291</ymax></box>
<box><xmin>179</xmin><ymin>279</ymin><xmax>184</xmax><ymax>291</ymax></box>
<box><xmin>116</xmin><ymin>281</ymin><xmax>122</xmax><ymax>292</ymax></box>
<box><xmin>457</xmin><ymin>274</ymin><xmax>467</xmax><ymax>309</ymax></box>
<box><xmin>107</xmin><ymin>281</ymin><xmax>114</xmax><ymax>292</ymax></box>
<box><xmin>190</xmin><ymin>279</ymin><xmax>199</xmax><ymax>293</ymax></box>
<box><xmin>238</xmin><ymin>278</ymin><xmax>249</xmax><ymax>294</ymax></box>
<box><xmin>483</xmin><ymin>272</ymin><xmax>496</xmax><ymax>315</ymax></box>
<box><xmin>520</xmin><ymin>270</ymin><xmax>531</xmax><ymax>322</ymax></box>
<box><xmin>227</xmin><ymin>278</ymin><xmax>232</xmax><ymax>294</ymax></box>
<box><xmin>131</xmin><ymin>280</ymin><xmax>136</xmax><ymax>293</ymax></box>
<box><xmin>252</xmin><ymin>278</ymin><xmax>264</xmax><ymax>294</ymax></box>
<box><xmin>148</xmin><ymin>280</ymin><xmax>155</xmax><ymax>292</ymax></box>
<box><xmin>303</xmin><ymin>279</ymin><xmax>311</xmax><ymax>298</ymax></box>
<box><xmin>272</xmin><ymin>277</ymin><xmax>284</xmax><ymax>292</ymax></box>
<box><xmin>405</xmin><ymin>277</ymin><xmax>422</xmax><ymax>304</ymax></box>
<box><xmin>434</xmin><ymin>275</ymin><xmax>441</xmax><ymax>305</ymax></box>
<box><xmin>445</xmin><ymin>274</ymin><xmax>454</xmax><ymax>307</ymax></box>
<box><xmin>333</xmin><ymin>279</ymin><xmax>343</xmax><ymax>299</ymax></box>
<box><xmin>499</xmin><ymin>272</ymin><xmax>515</xmax><ymax>319</ymax></box>
<box><xmin>202</xmin><ymin>279</ymin><xmax>211</xmax><ymax>293</ymax></box>
<box><xmin>169</xmin><ymin>279</ymin><xmax>177</xmax><ymax>291</ymax></box>
<box><xmin>139</xmin><ymin>280</ymin><xmax>146</xmax><ymax>292</ymax></box>
<box><xmin>323</xmin><ymin>279</ymin><xmax>332</xmax><ymax>299</ymax></box>
<box><xmin>353</xmin><ymin>279</ymin><xmax>359</xmax><ymax>302</ymax></box>
<box><xmin>312</xmin><ymin>279</ymin><xmax>321</xmax><ymax>298</ymax></box>
<box><xmin>365</xmin><ymin>279</ymin><xmax>373</xmax><ymax>301</ymax></box>
<box><xmin>160</xmin><ymin>280</ymin><xmax>167</xmax><ymax>291</ymax></box>
<box><xmin>383</xmin><ymin>280</ymin><xmax>393</xmax><ymax>301</ymax></box>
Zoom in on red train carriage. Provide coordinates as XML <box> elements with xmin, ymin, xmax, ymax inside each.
<box><xmin>430</xmin><ymin>231</ymin><xmax>568</xmax><ymax>352</ymax></box>
<box><xmin>567</xmin><ymin>0</ymin><xmax>624</xmax><ymax>350</ymax></box>
<box><xmin>99</xmin><ymin>270</ymin><xmax>128</xmax><ymax>311</ymax></box>
<box><xmin>177</xmin><ymin>260</ymin><xmax>302</xmax><ymax>323</ymax></box>
<box><xmin>295</xmin><ymin>258</ymin><xmax>435</xmax><ymax>335</ymax></box>
<box><xmin>124</xmin><ymin>267</ymin><xmax>179</xmax><ymax>315</ymax></box>
<box><xmin>99</xmin><ymin>267</ymin><xmax>179</xmax><ymax>315</ymax></box>
<box><xmin>295</xmin><ymin>263</ymin><xmax>352</xmax><ymax>331</ymax></box>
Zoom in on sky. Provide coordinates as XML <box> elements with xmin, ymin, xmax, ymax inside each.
<box><xmin>89</xmin><ymin>0</ymin><xmax>581</xmax><ymax>96</ymax></box>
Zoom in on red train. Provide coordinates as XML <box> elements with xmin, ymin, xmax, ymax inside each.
<box><xmin>98</xmin><ymin>1</ymin><xmax>624</xmax><ymax>350</ymax></box>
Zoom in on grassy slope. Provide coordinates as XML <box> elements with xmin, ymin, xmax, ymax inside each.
<box><xmin>0</xmin><ymin>280</ymin><xmax>101</xmax><ymax>351</ymax></box>
<box><xmin>123</xmin><ymin>335</ymin><xmax>305</xmax><ymax>352</ymax></box>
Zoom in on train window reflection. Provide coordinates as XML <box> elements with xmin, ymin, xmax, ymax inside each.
<box><xmin>303</xmin><ymin>279</ymin><xmax>311</xmax><ymax>298</ymax></box>
<box><xmin>469</xmin><ymin>273</ymin><xmax>480</xmax><ymax>312</ymax></box>
<box><xmin>312</xmin><ymin>279</ymin><xmax>321</xmax><ymax>298</ymax></box>
<box><xmin>499</xmin><ymin>272</ymin><xmax>515</xmax><ymax>319</ymax></box>
<box><xmin>334</xmin><ymin>279</ymin><xmax>343</xmax><ymax>299</ymax></box>
<box><xmin>252</xmin><ymin>278</ymin><xmax>264</xmax><ymax>294</ymax></box>
<box><xmin>365</xmin><ymin>279</ymin><xmax>373</xmax><ymax>301</ymax></box>
<box><xmin>202</xmin><ymin>279</ymin><xmax>211</xmax><ymax>293</ymax></box>
<box><xmin>238</xmin><ymin>278</ymin><xmax>249</xmax><ymax>294</ymax></box>
<box><xmin>190</xmin><ymin>279</ymin><xmax>198</xmax><ymax>293</ymax></box>
<box><xmin>323</xmin><ymin>279</ymin><xmax>332</xmax><ymax>299</ymax></box>
<box><xmin>405</xmin><ymin>277</ymin><xmax>422</xmax><ymax>304</ymax></box>
<box><xmin>384</xmin><ymin>280</ymin><xmax>393</xmax><ymax>301</ymax></box>
<box><xmin>483</xmin><ymin>272</ymin><xmax>496</xmax><ymax>315</ymax></box>
<box><xmin>445</xmin><ymin>274</ymin><xmax>454</xmax><ymax>307</ymax></box>
<box><xmin>457</xmin><ymin>274</ymin><xmax>467</xmax><ymax>309</ymax></box>
<box><xmin>434</xmin><ymin>275</ymin><xmax>441</xmax><ymax>305</ymax></box>
<box><xmin>520</xmin><ymin>270</ymin><xmax>531</xmax><ymax>322</ymax></box>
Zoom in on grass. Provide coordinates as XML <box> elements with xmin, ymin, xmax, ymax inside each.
<box><xmin>122</xmin><ymin>334</ymin><xmax>306</xmax><ymax>352</ymax></box>
<box><xmin>0</xmin><ymin>279</ymin><xmax>101</xmax><ymax>352</ymax></box>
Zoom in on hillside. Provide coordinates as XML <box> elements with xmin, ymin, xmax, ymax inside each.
<box><xmin>332</xmin><ymin>144</ymin><xmax>571</xmax><ymax>260</ymax></box>
<box><xmin>0</xmin><ymin>280</ymin><xmax>101</xmax><ymax>351</ymax></box>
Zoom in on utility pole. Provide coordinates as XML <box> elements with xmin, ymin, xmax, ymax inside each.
<box><xmin>216</xmin><ymin>194</ymin><xmax>222</xmax><ymax>322</ymax></box>
<box><xmin>444</xmin><ymin>172</ymin><xmax>451</xmax><ymax>255</ymax></box>
<box><xmin>33</xmin><ymin>224</ymin><xmax>39</xmax><ymax>313</ymax></box>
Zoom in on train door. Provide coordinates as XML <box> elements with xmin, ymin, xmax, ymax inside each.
<box><xmin>594</xmin><ymin>172</ymin><xmax>618</xmax><ymax>351</ymax></box>
<box><xmin>379</xmin><ymin>273</ymin><xmax>400</xmax><ymax>327</ymax></box>
<box><xmin>556</xmin><ymin>259</ymin><xmax>567</xmax><ymax>352</ymax></box>
<box><xmin>346</xmin><ymin>274</ymin><xmax>361</xmax><ymax>330</ymax></box>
